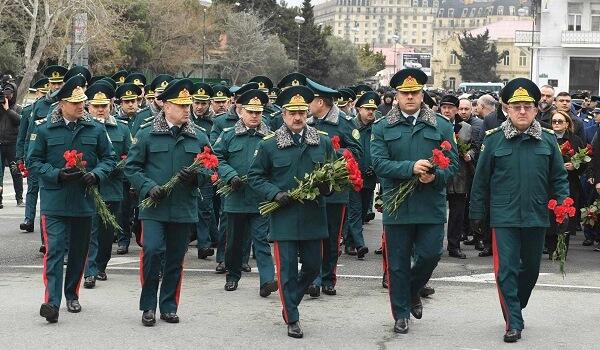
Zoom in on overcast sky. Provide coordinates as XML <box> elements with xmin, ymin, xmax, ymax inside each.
<box><xmin>282</xmin><ymin>0</ymin><xmax>323</xmax><ymax>8</ymax></box>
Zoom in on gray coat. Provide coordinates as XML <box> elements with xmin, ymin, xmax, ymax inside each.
<box><xmin>447</xmin><ymin>120</ymin><xmax>473</xmax><ymax>195</ymax></box>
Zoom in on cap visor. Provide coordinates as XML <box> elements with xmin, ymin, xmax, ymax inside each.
<box><xmin>244</xmin><ymin>106</ymin><xmax>264</xmax><ymax>112</ymax></box>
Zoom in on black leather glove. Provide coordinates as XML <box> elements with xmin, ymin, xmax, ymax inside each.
<box><xmin>274</xmin><ymin>192</ymin><xmax>292</xmax><ymax>207</ymax></box>
<box><xmin>229</xmin><ymin>176</ymin><xmax>244</xmax><ymax>191</ymax></box>
<box><xmin>58</xmin><ymin>168</ymin><xmax>83</xmax><ymax>183</ymax></box>
<box><xmin>82</xmin><ymin>172</ymin><xmax>98</xmax><ymax>186</ymax></box>
<box><xmin>365</xmin><ymin>167</ymin><xmax>375</xmax><ymax>177</ymax></box>
<box><xmin>470</xmin><ymin>219</ymin><xmax>483</xmax><ymax>234</ymax></box>
<box><xmin>109</xmin><ymin>167</ymin><xmax>122</xmax><ymax>178</ymax></box>
<box><xmin>178</xmin><ymin>168</ymin><xmax>198</xmax><ymax>186</ymax></box>
<box><xmin>316</xmin><ymin>182</ymin><xmax>332</xmax><ymax>196</ymax></box>
<box><xmin>148</xmin><ymin>185</ymin><xmax>166</xmax><ymax>202</ymax></box>
<box><xmin>128</xmin><ymin>187</ymin><xmax>138</xmax><ymax>199</ymax></box>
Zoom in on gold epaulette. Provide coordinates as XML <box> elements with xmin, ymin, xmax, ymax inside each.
<box><xmin>35</xmin><ymin>119</ymin><xmax>46</xmax><ymax>125</ymax></box>
<box><xmin>117</xmin><ymin>119</ymin><xmax>128</xmax><ymax>124</ymax></box>
<box><xmin>542</xmin><ymin>127</ymin><xmax>555</xmax><ymax>134</ymax></box>
<box><xmin>143</xmin><ymin>116</ymin><xmax>155</xmax><ymax>122</ymax></box>
<box><xmin>139</xmin><ymin>122</ymin><xmax>152</xmax><ymax>129</ymax></box>
<box><xmin>485</xmin><ymin>127</ymin><xmax>500</xmax><ymax>136</ymax></box>
<box><xmin>317</xmin><ymin>130</ymin><xmax>328</xmax><ymax>135</ymax></box>
<box><xmin>263</xmin><ymin>133</ymin><xmax>276</xmax><ymax>140</ymax></box>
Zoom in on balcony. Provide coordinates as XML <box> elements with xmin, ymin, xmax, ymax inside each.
<box><xmin>562</xmin><ymin>31</ymin><xmax>600</xmax><ymax>47</ymax></box>
<box><xmin>514</xmin><ymin>30</ymin><xmax>540</xmax><ymax>46</ymax></box>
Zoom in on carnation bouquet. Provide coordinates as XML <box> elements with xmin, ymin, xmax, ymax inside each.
<box><xmin>214</xmin><ymin>175</ymin><xmax>248</xmax><ymax>197</ymax></box>
<box><xmin>560</xmin><ymin>141</ymin><xmax>592</xmax><ymax>169</ymax></box>
<box><xmin>547</xmin><ymin>197</ymin><xmax>576</xmax><ymax>276</ymax></box>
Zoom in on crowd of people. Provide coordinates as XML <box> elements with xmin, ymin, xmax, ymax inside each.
<box><xmin>0</xmin><ymin>63</ymin><xmax>596</xmax><ymax>343</ymax></box>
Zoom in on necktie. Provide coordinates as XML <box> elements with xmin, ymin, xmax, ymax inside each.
<box><xmin>247</xmin><ymin>128</ymin><xmax>256</xmax><ymax>136</ymax></box>
<box><xmin>406</xmin><ymin>115</ymin><xmax>415</xmax><ymax>125</ymax></box>
<box><xmin>170</xmin><ymin>126</ymin><xmax>180</xmax><ymax>137</ymax></box>
<box><xmin>292</xmin><ymin>133</ymin><xmax>301</xmax><ymax>145</ymax></box>
<box><xmin>67</xmin><ymin>122</ymin><xmax>76</xmax><ymax>130</ymax></box>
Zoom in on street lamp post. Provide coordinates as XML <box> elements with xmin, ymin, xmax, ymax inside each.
<box><xmin>294</xmin><ymin>16</ymin><xmax>305</xmax><ymax>71</ymax></box>
<box><xmin>392</xmin><ymin>34</ymin><xmax>400</xmax><ymax>72</ymax></box>
<box><xmin>199</xmin><ymin>0</ymin><xmax>212</xmax><ymax>82</ymax></box>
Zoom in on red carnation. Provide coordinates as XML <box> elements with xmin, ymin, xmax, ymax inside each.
<box><xmin>331</xmin><ymin>135</ymin><xmax>341</xmax><ymax>150</ymax></box>
<box><xmin>547</xmin><ymin>199</ymin><xmax>558</xmax><ymax>210</ymax></box>
<box><xmin>120</xmin><ymin>154</ymin><xmax>128</xmax><ymax>160</ymax></box>
<box><xmin>210</xmin><ymin>173</ymin><xmax>219</xmax><ymax>183</ymax></box>
<box><xmin>196</xmin><ymin>146</ymin><xmax>219</xmax><ymax>169</ymax></box>
<box><xmin>586</xmin><ymin>144</ymin><xmax>593</xmax><ymax>156</ymax></box>
<box><xmin>568</xmin><ymin>149</ymin><xmax>575</xmax><ymax>156</ymax></box>
<box><xmin>563</xmin><ymin>197</ymin><xmax>574</xmax><ymax>207</ymax></box>
<box><xmin>432</xmin><ymin>149</ymin><xmax>450</xmax><ymax>169</ymax></box>
<box><xmin>440</xmin><ymin>140</ymin><xmax>452</xmax><ymax>151</ymax></box>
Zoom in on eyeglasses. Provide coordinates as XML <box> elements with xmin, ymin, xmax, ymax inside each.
<box><xmin>509</xmin><ymin>104</ymin><xmax>535</xmax><ymax>111</ymax></box>
<box><xmin>551</xmin><ymin>119</ymin><xmax>565</xmax><ymax>125</ymax></box>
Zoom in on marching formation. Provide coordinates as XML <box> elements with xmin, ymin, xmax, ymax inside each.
<box><xmin>3</xmin><ymin>62</ymin><xmax>596</xmax><ymax>343</ymax></box>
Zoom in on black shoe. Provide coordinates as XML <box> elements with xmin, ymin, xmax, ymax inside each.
<box><xmin>382</xmin><ymin>274</ymin><xmax>388</xmax><ymax>289</ymax></box>
<box><xmin>374</xmin><ymin>246</ymin><xmax>383</xmax><ymax>255</ymax></box>
<box><xmin>583</xmin><ymin>239</ymin><xmax>594</xmax><ymax>246</ymax></box>
<box><xmin>356</xmin><ymin>246</ymin><xmax>369</xmax><ymax>260</ymax></box>
<box><xmin>197</xmin><ymin>247</ymin><xmax>214</xmax><ymax>259</ymax></box>
<box><xmin>66</xmin><ymin>300</ymin><xmax>81</xmax><ymax>313</ymax></box>
<box><xmin>287</xmin><ymin>321</ymin><xmax>303</xmax><ymax>338</ymax></box>
<box><xmin>410</xmin><ymin>295</ymin><xmax>422</xmax><ymax>319</ymax></box>
<box><xmin>97</xmin><ymin>272</ymin><xmax>107</xmax><ymax>281</ymax></box>
<box><xmin>475</xmin><ymin>240</ymin><xmax>485</xmax><ymax>251</ymax></box>
<box><xmin>448</xmin><ymin>249</ymin><xmax>466</xmax><ymax>259</ymax></box>
<box><xmin>83</xmin><ymin>276</ymin><xmax>96</xmax><ymax>289</ymax></box>
<box><xmin>463</xmin><ymin>237</ymin><xmax>477</xmax><ymax>245</ymax></box>
<box><xmin>307</xmin><ymin>284</ymin><xmax>320</xmax><ymax>298</ymax></box>
<box><xmin>365</xmin><ymin>212</ymin><xmax>376</xmax><ymax>222</ymax></box>
<box><xmin>160</xmin><ymin>312</ymin><xmax>180</xmax><ymax>323</ymax></box>
<box><xmin>344</xmin><ymin>246</ymin><xmax>357</xmax><ymax>256</ymax></box>
<box><xmin>39</xmin><ymin>245</ymin><xmax>46</xmax><ymax>254</ymax></box>
<box><xmin>116</xmin><ymin>245</ymin><xmax>128</xmax><ymax>255</ymax></box>
<box><xmin>224</xmin><ymin>280</ymin><xmax>238</xmax><ymax>291</ymax></box>
<box><xmin>16</xmin><ymin>198</ymin><xmax>24</xmax><ymax>207</ymax></box>
<box><xmin>259</xmin><ymin>280</ymin><xmax>278</xmax><ymax>297</ymax></box>
<box><xmin>478</xmin><ymin>247</ymin><xmax>493</xmax><ymax>257</ymax></box>
<box><xmin>503</xmin><ymin>329</ymin><xmax>522</xmax><ymax>343</ymax></box>
<box><xmin>419</xmin><ymin>285</ymin><xmax>435</xmax><ymax>298</ymax></box>
<box><xmin>142</xmin><ymin>310</ymin><xmax>156</xmax><ymax>326</ymax></box>
<box><xmin>40</xmin><ymin>303</ymin><xmax>59</xmax><ymax>323</ymax></box>
<box><xmin>322</xmin><ymin>285</ymin><xmax>336</xmax><ymax>295</ymax></box>
<box><xmin>215</xmin><ymin>262</ymin><xmax>227</xmax><ymax>274</ymax></box>
<box><xmin>394</xmin><ymin>318</ymin><xmax>409</xmax><ymax>334</ymax></box>
<box><xmin>20</xmin><ymin>219</ymin><xmax>34</xmax><ymax>232</ymax></box>
<box><xmin>241</xmin><ymin>263</ymin><xmax>251</xmax><ymax>273</ymax></box>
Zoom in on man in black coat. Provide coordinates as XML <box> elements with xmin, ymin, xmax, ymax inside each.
<box><xmin>0</xmin><ymin>82</ymin><xmax>23</xmax><ymax>208</ymax></box>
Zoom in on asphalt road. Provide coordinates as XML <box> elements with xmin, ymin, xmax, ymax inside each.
<box><xmin>1</xmin><ymin>177</ymin><xmax>599</xmax><ymax>349</ymax></box>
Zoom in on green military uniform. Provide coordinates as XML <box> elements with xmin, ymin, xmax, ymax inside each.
<box><xmin>28</xmin><ymin>76</ymin><xmax>116</xmax><ymax>322</ymax></box>
<box><xmin>83</xmin><ymin>82</ymin><xmax>132</xmax><ymax>284</ymax></box>
<box><xmin>111</xmin><ymin>70</ymin><xmax>128</xmax><ymax>86</ymax></box>
<box><xmin>306</xmin><ymin>79</ymin><xmax>363</xmax><ymax>293</ymax></box>
<box><xmin>213</xmin><ymin>89</ymin><xmax>276</xmax><ymax>294</ymax></box>
<box><xmin>268</xmin><ymin>73</ymin><xmax>308</xmax><ymax>132</ymax></box>
<box><xmin>469</xmin><ymin>78</ymin><xmax>569</xmax><ymax>341</ymax></box>
<box><xmin>248</xmin><ymin>86</ymin><xmax>334</xmax><ymax>333</ymax></box>
<box><xmin>130</xmin><ymin>75</ymin><xmax>174</xmax><ymax>134</ymax></box>
<box><xmin>124</xmin><ymin>79</ymin><xmax>210</xmax><ymax>321</ymax></box>
<box><xmin>370</xmin><ymin>69</ymin><xmax>458</xmax><ymax>332</ymax></box>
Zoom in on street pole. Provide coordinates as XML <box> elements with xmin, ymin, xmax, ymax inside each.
<box><xmin>202</xmin><ymin>8</ymin><xmax>206</xmax><ymax>82</ymax></box>
<box><xmin>294</xmin><ymin>16</ymin><xmax>305</xmax><ymax>71</ymax></box>
<box><xmin>530</xmin><ymin>7</ymin><xmax>535</xmax><ymax>80</ymax></box>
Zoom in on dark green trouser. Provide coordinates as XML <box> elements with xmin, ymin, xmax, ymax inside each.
<box><xmin>383</xmin><ymin>224</ymin><xmax>444</xmax><ymax>320</ymax></box>
<box><xmin>492</xmin><ymin>227</ymin><xmax>545</xmax><ymax>331</ymax></box>
<box><xmin>139</xmin><ymin>220</ymin><xmax>191</xmax><ymax>313</ymax></box>
<box><xmin>315</xmin><ymin>203</ymin><xmax>346</xmax><ymax>287</ymax></box>
<box><xmin>274</xmin><ymin>240</ymin><xmax>321</xmax><ymax>324</ymax></box>
<box><xmin>41</xmin><ymin>215</ymin><xmax>92</xmax><ymax>308</ymax></box>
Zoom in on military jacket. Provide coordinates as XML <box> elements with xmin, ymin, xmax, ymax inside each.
<box><xmin>24</xmin><ymin>94</ymin><xmax>54</xmax><ymax>162</ymax></box>
<box><xmin>16</xmin><ymin>102</ymin><xmax>34</xmax><ymax>160</ymax></box>
<box><xmin>125</xmin><ymin>112</ymin><xmax>210</xmax><ymax>223</ymax></box>
<box><xmin>97</xmin><ymin>116</ymin><xmax>132</xmax><ymax>201</ymax></box>
<box><xmin>371</xmin><ymin>104</ymin><xmax>458</xmax><ymax>225</ymax></box>
<box><xmin>248</xmin><ymin>125</ymin><xmax>335</xmax><ymax>241</ymax></box>
<box><xmin>124</xmin><ymin>107</ymin><xmax>153</xmax><ymax>136</ymax></box>
<box><xmin>307</xmin><ymin>104</ymin><xmax>363</xmax><ymax>204</ymax></box>
<box><xmin>353</xmin><ymin>116</ymin><xmax>377</xmax><ymax>189</ymax></box>
<box><xmin>191</xmin><ymin>109</ymin><xmax>214</xmax><ymax>133</ymax></box>
<box><xmin>210</xmin><ymin>106</ymin><xmax>239</xmax><ymax>144</ymax></box>
<box><xmin>470</xmin><ymin>120</ymin><xmax>569</xmax><ymax>228</ymax></box>
<box><xmin>28</xmin><ymin>110</ymin><xmax>116</xmax><ymax>217</ymax></box>
<box><xmin>213</xmin><ymin>120</ymin><xmax>272</xmax><ymax>213</ymax></box>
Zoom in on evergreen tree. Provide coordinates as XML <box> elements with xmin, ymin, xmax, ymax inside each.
<box><xmin>453</xmin><ymin>30</ymin><xmax>507</xmax><ymax>82</ymax></box>
<box><xmin>357</xmin><ymin>44</ymin><xmax>386</xmax><ymax>77</ymax></box>
<box><xmin>298</xmin><ymin>0</ymin><xmax>331</xmax><ymax>80</ymax></box>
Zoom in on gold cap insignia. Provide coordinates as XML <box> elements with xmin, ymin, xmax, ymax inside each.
<box><xmin>134</xmin><ymin>79</ymin><xmax>142</xmax><ymax>85</ymax></box>
<box><xmin>258</xmin><ymin>82</ymin><xmax>266</xmax><ymax>89</ymax></box>
<box><xmin>248</xmin><ymin>97</ymin><xmax>262</xmax><ymax>105</ymax></box>
<box><xmin>290</xmin><ymin>94</ymin><xmax>306</xmax><ymax>104</ymax></box>
<box><xmin>396</xmin><ymin>75</ymin><xmax>423</xmax><ymax>92</ymax></box>
<box><xmin>179</xmin><ymin>88</ymin><xmax>190</xmax><ymax>98</ymax></box>
<box><xmin>94</xmin><ymin>92</ymin><xmax>107</xmax><ymax>100</ymax></box>
<box><xmin>51</xmin><ymin>72</ymin><xmax>60</xmax><ymax>78</ymax></box>
<box><xmin>63</xmin><ymin>86</ymin><xmax>87</xmax><ymax>103</ymax></box>
<box><xmin>125</xmin><ymin>90</ymin><xmax>134</xmax><ymax>97</ymax></box>
<box><xmin>118</xmin><ymin>76</ymin><xmax>125</xmax><ymax>83</ymax></box>
<box><xmin>283</xmin><ymin>94</ymin><xmax>309</xmax><ymax>111</ymax></box>
<box><xmin>292</xmin><ymin>79</ymin><xmax>300</xmax><ymax>86</ymax></box>
<box><xmin>243</xmin><ymin>96</ymin><xmax>264</xmax><ymax>112</ymax></box>
<box><xmin>216</xmin><ymin>91</ymin><xmax>224</xmax><ymax>97</ymax></box>
<box><xmin>507</xmin><ymin>86</ymin><xmax>534</xmax><ymax>103</ymax></box>
<box><xmin>369</xmin><ymin>99</ymin><xmax>375</xmax><ymax>104</ymax></box>
<box><xmin>161</xmin><ymin>81</ymin><xmax>169</xmax><ymax>88</ymax></box>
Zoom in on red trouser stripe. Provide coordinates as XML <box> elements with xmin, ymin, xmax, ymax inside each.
<box><xmin>139</xmin><ymin>222</ymin><xmax>145</xmax><ymax>286</ymax></box>
<box><xmin>41</xmin><ymin>215</ymin><xmax>49</xmax><ymax>303</ymax></box>
<box><xmin>492</xmin><ymin>229</ymin><xmax>510</xmax><ymax>331</ymax></box>
<box><xmin>382</xmin><ymin>229</ymin><xmax>395</xmax><ymax>319</ymax></box>
<box><xmin>332</xmin><ymin>204</ymin><xmax>347</xmax><ymax>286</ymax></box>
<box><xmin>273</xmin><ymin>241</ymin><xmax>289</xmax><ymax>324</ymax></box>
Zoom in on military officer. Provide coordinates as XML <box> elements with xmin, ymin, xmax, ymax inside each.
<box><xmin>83</xmin><ymin>81</ymin><xmax>131</xmax><ymax>288</ymax></box>
<box><xmin>470</xmin><ymin>78</ymin><xmax>569</xmax><ymax>343</ymax></box>
<box><xmin>336</xmin><ymin>88</ymin><xmax>356</xmax><ymax>117</ymax></box>
<box><xmin>346</xmin><ymin>91</ymin><xmax>380</xmax><ymax>260</ymax></box>
<box><xmin>268</xmin><ymin>87</ymin><xmax>279</xmax><ymax>105</ymax></box>
<box><xmin>306</xmin><ymin>78</ymin><xmax>363</xmax><ymax>297</ymax></box>
<box><xmin>131</xmin><ymin>74</ymin><xmax>174</xmax><ymax>133</ymax></box>
<box><xmin>145</xmin><ymin>84</ymin><xmax>155</xmax><ymax>108</ymax></box>
<box><xmin>248</xmin><ymin>85</ymin><xmax>335</xmax><ymax>338</ymax></box>
<box><xmin>25</xmin><ymin>65</ymin><xmax>67</xmax><ymax>252</ymax></box>
<box><xmin>16</xmin><ymin>78</ymin><xmax>49</xmax><ymax>232</ymax></box>
<box><xmin>249</xmin><ymin>75</ymin><xmax>279</xmax><ymax>122</ymax></box>
<box><xmin>114</xmin><ymin>83</ymin><xmax>143</xmax><ymax>255</ymax></box>
<box><xmin>190</xmin><ymin>82</ymin><xmax>215</xmax><ymax>131</ymax></box>
<box><xmin>63</xmin><ymin>65</ymin><xmax>92</xmax><ymax>87</ymax></box>
<box><xmin>28</xmin><ymin>75</ymin><xmax>116</xmax><ymax>323</ymax></box>
<box><xmin>125</xmin><ymin>72</ymin><xmax>147</xmax><ymax>108</ymax></box>
<box><xmin>371</xmin><ymin>68</ymin><xmax>458</xmax><ymax>334</ymax></box>
<box><xmin>211</xmin><ymin>84</ymin><xmax>232</xmax><ymax>115</ymax></box>
<box><xmin>125</xmin><ymin>78</ymin><xmax>211</xmax><ymax>326</ymax></box>
<box><xmin>213</xmin><ymin>89</ymin><xmax>277</xmax><ymax>296</ymax></box>
<box><xmin>111</xmin><ymin>70</ymin><xmax>128</xmax><ymax>86</ymax></box>
<box><xmin>269</xmin><ymin>72</ymin><xmax>309</xmax><ymax>131</ymax></box>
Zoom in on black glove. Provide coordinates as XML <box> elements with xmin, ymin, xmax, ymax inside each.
<box><xmin>178</xmin><ymin>168</ymin><xmax>198</xmax><ymax>186</ymax></box>
<box><xmin>470</xmin><ymin>219</ymin><xmax>483</xmax><ymax>234</ymax></box>
<box><xmin>229</xmin><ymin>176</ymin><xmax>244</xmax><ymax>191</ymax></box>
<box><xmin>109</xmin><ymin>167</ymin><xmax>122</xmax><ymax>178</ymax></box>
<box><xmin>148</xmin><ymin>185</ymin><xmax>166</xmax><ymax>202</ymax></box>
<box><xmin>274</xmin><ymin>192</ymin><xmax>292</xmax><ymax>208</ymax></box>
<box><xmin>82</xmin><ymin>172</ymin><xmax>98</xmax><ymax>186</ymax></box>
<box><xmin>365</xmin><ymin>167</ymin><xmax>375</xmax><ymax>177</ymax></box>
<box><xmin>316</xmin><ymin>182</ymin><xmax>332</xmax><ymax>196</ymax></box>
<box><xmin>128</xmin><ymin>187</ymin><xmax>138</xmax><ymax>200</ymax></box>
<box><xmin>58</xmin><ymin>168</ymin><xmax>83</xmax><ymax>183</ymax></box>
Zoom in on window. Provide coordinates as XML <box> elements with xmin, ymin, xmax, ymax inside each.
<box><xmin>486</xmin><ymin>7</ymin><xmax>493</xmax><ymax>16</ymax></box>
<box><xmin>568</xmin><ymin>3</ymin><xmax>583</xmax><ymax>31</ymax></box>
<box><xmin>413</xmin><ymin>23</ymin><xmax>417</xmax><ymax>28</ymax></box>
<box><xmin>404</xmin><ymin>23</ymin><xmax>408</xmax><ymax>28</ymax></box>
<box><xmin>478</xmin><ymin>8</ymin><xmax>483</xmax><ymax>16</ymax></box>
<box><xmin>509</xmin><ymin>6</ymin><xmax>515</xmax><ymax>16</ymax></box>
<box><xmin>423</xmin><ymin>0</ymin><xmax>428</xmax><ymax>7</ymax></box>
<box><xmin>519</xmin><ymin>52</ymin><xmax>527</xmax><ymax>67</ymax></box>
<box><xmin>450</xmin><ymin>52</ymin><xmax>457</xmax><ymax>65</ymax></box>
<box><xmin>503</xmin><ymin>52</ymin><xmax>510</xmax><ymax>66</ymax></box>
<box><xmin>448</xmin><ymin>8</ymin><xmax>454</xmax><ymax>17</ymax></box>
<box><xmin>433</xmin><ymin>0</ymin><xmax>439</xmax><ymax>7</ymax></box>
<box><xmin>438</xmin><ymin>8</ymin><xmax>444</xmax><ymax>17</ymax></box>
<box><xmin>592</xmin><ymin>4</ymin><xmax>600</xmax><ymax>31</ymax></box>
<box><xmin>413</xmin><ymin>0</ymin><xmax>418</xmax><ymax>6</ymax></box>
<box><xmin>422</xmin><ymin>39</ymin><xmax>427</xmax><ymax>44</ymax></box>
<box><xmin>497</xmin><ymin>6</ymin><xmax>504</xmax><ymax>15</ymax></box>
<box><xmin>449</xmin><ymin>77</ymin><xmax>456</xmax><ymax>91</ymax></box>
<box><xmin>470</xmin><ymin>8</ymin><xmax>476</xmax><ymax>17</ymax></box>
<box><xmin>462</xmin><ymin>8</ymin><xmax>468</xmax><ymax>17</ymax></box>
<box><xmin>412</xmin><ymin>38</ymin><xmax>416</xmax><ymax>43</ymax></box>
<box><xmin>422</xmin><ymin>23</ymin><xmax>427</xmax><ymax>28</ymax></box>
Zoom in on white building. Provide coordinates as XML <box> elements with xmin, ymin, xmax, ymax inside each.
<box><xmin>525</xmin><ymin>0</ymin><xmax>600</xmax><ymax>94</ymax></box>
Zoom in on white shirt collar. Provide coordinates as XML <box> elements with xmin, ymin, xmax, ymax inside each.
<box><xmin>401</xmin><ymin>110</ymin><xmax>420</xmax><ymax>125</ymax></box>
<box><xmin>165</xmin><ymin>119</ymin><xmax>182</xmax><ymax>128</ymax></box>
<box><xmin>63</xmin><ymin>117</ymin><xmax>76</xmax><ymax>125</ymax></box>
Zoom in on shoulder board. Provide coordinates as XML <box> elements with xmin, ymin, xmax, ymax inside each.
<box><xmin>317</xmin><ymin>130</ymin><xmax>328</xmax><ymax>136</ymax></box>
<box><xmin>485</xmin><ymin>127</ymin><xmax>501</xmax><ymax>136</ymax></box>
<box><xmin>143</xmin><ymin>116</ymin><xmax>155</xmax><ymax>122</ymax></box>
<box><xmin>194</xmin><ymin>124</ymin><xmax>206</xmax><ymax>133</ymax></box>
<box><xmin>344</xmin><ymin>114</ymin><xmax>353</xmax><ymax>121</ymax></box>
<box><xmin>214</xmin><ymin>112</ymin><xmax>226</xmax><ymax>118</ymax></box>
<box><xmin>50</xmin><ymin>101</ymin><xmax>58</xmax><ymax>107</ymax></box>
<box><xmin>35</xmin><ymin>119</ymin><xmax>47</xmax><ymax>125</ymax></box>
<box><xmin>542</xmin><ymin>127</ymin><xmax>554</xmax><ymax>134</ymax></box>
<box><xmin>139</xmin><ymin>122</ymin><xmax>152</xmax><ymax>129</ymax></box>
<box><xmin>223</xmin><ymin>126</ymin><xmax>234</xmax><ymax>132</ymax></box>
<box><xmin>117</xmin><ymin>119</ymin><xmax>128</xmax><ymax>124</ymax></box>
<box><xmin>373</xmin><ymin>116</ymin><xmax>385</xmax><ymax>124</ymax></box>
<box><xmin>138</xmin><ymin>107</ymin><xmax>149</xmax><ymax>112</ymax></box>
<box><xmin>263</xmin><ymin>133</ymin><xmax>276</xmax><ymax>140</ymax></box>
